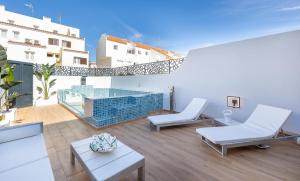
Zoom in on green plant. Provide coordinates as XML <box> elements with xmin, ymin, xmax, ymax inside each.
<box><xmin>34</xmin><ymin>63</ymin><xmax>57</xmax><ymax>100</ymax></box>
<box><xmin>0</xmin><ymin>45</ymin><xmax>23</xmax><ymax>112</ymax></box>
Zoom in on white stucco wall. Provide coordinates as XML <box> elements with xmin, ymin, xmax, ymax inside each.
<box><xmin>62</xmin><ymin>50</ymin><xmax>89</xmax><ymax>67</ymax></box>
<box><xmin>110</xmin><ymin>30</ymin><xmax>300</xmax><ymax>135</ymax></box>
<box><xmin>86</xmin><ymin>77</ymin><xmax>111</xmax><ymax>88</ymax></box>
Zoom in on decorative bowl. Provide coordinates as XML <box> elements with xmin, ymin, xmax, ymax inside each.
<box><xmin>89</xmin><ymin>133</ymin><xmax>117</xmax><ymax>153</ymax></box>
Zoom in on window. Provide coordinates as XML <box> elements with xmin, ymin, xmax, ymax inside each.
<box><xmin>47</xmin><ymin>53</ymin><xmax>53</xmax><ymax>57</ymax></box>
<box><xmin>53</xmin><ymin>30</ymin><xmax>58</xmax><ymax>34</ymax></box>
<box><xmin>145</xmin><ymin>52</ymin><xmax>148</xmax><ymax>56</ymax></box>
<box><xmin>25</xmin><ymin>51</ymin><xmax>35</xmax><ymax>60</ymax></box>
<box><xmin>34</xmin><ymin>40</ymin><xmax>40</xmax><ymax>45</ymax></box>
<box><xmin>0</xmin><ymin>29</ymin><xmax>7</xmax><ymax>38</ymax></box>
<box><xmin>113</xmin><ymin>45</ymin><xmax>118</xmax><ymax>50</ymax></box>
<box><xmin>48</xmin><ymin>38</ymin><xmax>59</xmax><ymax>46</ymax></box>
<box><xmin>55</xmin><ymin>54</ymin><xmax>59</xmax><ymax>58</ymax></box>
<box><xmin>13</xmin><ymin>31</ymin><xmax>19</xmax><ymax>39</ymax></box>
<box><xmin>62</xmin><ymin>40</ymin><xmax>71</xmax><ymax>48</ymax></box>
<box><xmin>127</xmin><ymin>49</ymin><xmax>135</xmax><ymax>54</ymax></box>
<box><xmin>71</xmin><ymin>33</ymin><xmax>76</xmax><ymax>37</ymax></box>
<box><xmin>25</xmin><ymin>38</ymin><xmax>32</xmax><ymax>44</ymax></box>
<box><xmin>80</xmin><ymin>58</ymin><xmax>87</xmax><ymax>65</ymax></box>
<box><xmin>8</xmin><ymin>19</ymin><xmax>15</xmax><ymax>24</ymax></box>
<box><xmin>138</xmin><ymin>50</ymin><xmax>141</xmax><ymax>55</ymax></box>
<box><xmin>73</xmin><ymin>57</ymin><xmax>80</xmax><ymax>64</ymax></box>
<box><xmin>73</xmin><ymin>57</ymin><xmax>87</xmax><ymax>65</ymax></box>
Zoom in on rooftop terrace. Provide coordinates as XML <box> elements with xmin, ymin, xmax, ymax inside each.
<box><xmin>15</xmin><ymin>105</ymin><xmax>300</xmax><ymax>181</ymax></box>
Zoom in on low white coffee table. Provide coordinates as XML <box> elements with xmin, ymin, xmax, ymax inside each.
<box><xmin>213</xmin><ymin>118</ymin><xmax>241</xmax><ymax>126</ymax></box>
<box><xmin>70</xmin><ymin>137</ymin><xmax>145</xmax><ymax>181</ymax></box>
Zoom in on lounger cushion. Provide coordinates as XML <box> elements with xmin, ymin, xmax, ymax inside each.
<box><xmin>148</xmin><ymin>98</ymin><xmax>207</xmax><ymax>126</ymax></box>
<box><xmin>149</xmin><ymin>114</ymin><xmax>194</xmax><ymax>125</ymax></box>
<box><xmin>0</xmin><ymin>157</ymin><xmax>54</xmax><ymax>181</ymax></box>
<box><xmin>244</xmin><ymin>104</ymin><xmax>292</xmax><ymax>135</ymax></box>
<box><xmin>196</xmin><ymin>125</ymin><xmax>273</xmax><ymax>145</ymax></box>
<box><xmin>0</xmin><ymin>134</ymin><xmax>48</xmax><ymax>172</ymax></box>
<box><xmin>179</xmin><ymin>98</ymin><xmax>207</xmax><ymax>119</ymax></box>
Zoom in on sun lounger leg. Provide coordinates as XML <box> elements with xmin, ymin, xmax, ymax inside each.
<box><xmin>71</xmin><ymin>148</ymin><xmax>75</xmax><ymax>165</ymax></box>
<box><xmin>138</xmin><ymin>165</ymin><xmax>145</xmax><ymax>181</ymax></box>
<box><xmin>221</xmin><ymin>146</ymin><xmax>228</xmax><ymax>156</ymax></box>
<box><xmin>156</xmin><ymin>126</ymin><xmax>160</xmax><ymax>132</ymax></box>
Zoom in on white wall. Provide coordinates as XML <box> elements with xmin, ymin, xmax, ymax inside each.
<box><xmin>62</xmin><ymin>50</ymin><xmax>89</xmax><ymax>67</ymax></box>
<box><xmin>33</xmin><ymin>76</ymin><xmax>81</xmax><ymax>105</ymax></box>
<box><xmin>6</xmin><ymin>43</ymin><xmax>46</xmax><ymax>63</ymax></box>
<box><xmin>110</xmin><ymin>30</ymin><xmax>300</xmax><ymax>135</ymax></box>
<box><xmin>86</xmin><ymin>77</ymin><xmax>111</xmax><ymax>88</ymax></box>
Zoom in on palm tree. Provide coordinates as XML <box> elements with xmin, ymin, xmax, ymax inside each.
<box><xmin>34</xmin><ymin>63</ymin><xmax>56</xmax><ymax>100</ymax></box>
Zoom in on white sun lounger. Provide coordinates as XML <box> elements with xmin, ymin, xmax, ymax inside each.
<box><xmin>148</xmin><ymin>98</ymin><xmax>208</xmax><ymax>131</ymax></box>
<box><xmin>196</xmin><ymin>104</ymin><xmax>294</xmax><ymax>156</ymax></box>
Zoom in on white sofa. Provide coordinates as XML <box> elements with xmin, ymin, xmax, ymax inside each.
<box><xmin>0</xmin><ymin>122</ymin><xmax>54</xmax><ymax>181</ymax></box>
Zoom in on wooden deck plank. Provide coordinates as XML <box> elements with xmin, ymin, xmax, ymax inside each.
<box><xmin>15</xmin><ymin>104</ymin><xmax>300</xmax><ymax>181</ymax></box>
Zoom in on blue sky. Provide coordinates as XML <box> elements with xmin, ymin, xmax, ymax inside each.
<box><xmin>1</xmin><ymin>0</ymin><xmax>300</xmax><ymax>61</ymax></box>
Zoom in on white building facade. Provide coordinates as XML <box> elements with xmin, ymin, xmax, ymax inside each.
<box><xmin>96</xmin><ymin>34</ymin><xmax>182</xmax><ymax>68</ymax></box>
<box><xmin>0</xmin><ymin>5</ymin><xmax>89</xmax><ymax>67</ymax></box>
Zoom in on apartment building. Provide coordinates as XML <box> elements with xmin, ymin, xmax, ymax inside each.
<box><xmin>96</xmin><ymin>34</ymin><xmax>182</xmax><ymax>68</ymax></box>
<box><xmin>89</xmin><ymin>61</ymin><xmax>97</xmax><ymax>68</ymax></box>
<box><xmin>0</xmin><ymin>5</ymin><xmax>89</xmax><ymax>67</ymax></box>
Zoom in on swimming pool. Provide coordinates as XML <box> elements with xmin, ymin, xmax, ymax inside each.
<box><xmin>58</xmin><ymin>86</ymin><xmax>163</xmax><ymax>128</ymax></box>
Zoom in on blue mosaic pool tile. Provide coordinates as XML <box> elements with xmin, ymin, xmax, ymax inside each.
<box><xmin>58</xmin><ymin>87</ymin><xmax>163</xmax><ymax>128</ymax></box>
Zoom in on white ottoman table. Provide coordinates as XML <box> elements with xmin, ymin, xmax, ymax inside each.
<box><xmin>70</xmin><ymin>137</ymin><xmax>145</xmax><ymax>181</ymax></box>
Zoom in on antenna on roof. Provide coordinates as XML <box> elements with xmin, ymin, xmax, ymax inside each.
<box><xmin>24</xmin><ymin>3</ymin><xmax>34</xmax><ymax>14</ymax></box>
<box><xmin>57</xmin><ymin>15</ymin><xmax>62</xmax><ymax>24</ymax></box>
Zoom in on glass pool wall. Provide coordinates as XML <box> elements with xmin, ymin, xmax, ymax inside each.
<box><xmin>58</xmin><ymin>85</ymin><xmax>163</xmax><ymax>128</ymax></box>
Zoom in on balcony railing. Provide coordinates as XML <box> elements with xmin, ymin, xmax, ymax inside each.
<box><xmin>33</xmin><ymin>58</ymin><xmax>184</xmax><ymax>76</ymax></box>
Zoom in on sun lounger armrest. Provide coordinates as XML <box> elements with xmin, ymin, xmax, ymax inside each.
<box><xmin>0</xmin><ymin>122</ymin><xmax>43</xmax><ymax>144</ymax></box>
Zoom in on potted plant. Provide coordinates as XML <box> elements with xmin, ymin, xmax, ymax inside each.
<box><xmin>34</xmin><ymin>63</ymin><xmax>57</xmax><ymax>106</ymax></box>
<box><xmin>0</xmin><ymin>45</ymin><xmax>22</xmax><ymax>126</ymax></box>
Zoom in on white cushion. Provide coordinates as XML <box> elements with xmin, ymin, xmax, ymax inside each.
<box><xmin>0</xmin><ymin>158</ymin><xmax>54</xmax><ymax>181</ymax></box>
<box><xmin>148</xmin><ymin>98</ymin><xmax>207</xmax><ymax>125</ymax></box>
<box><xmin>0</xmin><ymin>134</ymin><xmax>48</xmax><ymax>172</ymax></box>
<box><xmin>244</xmin><ymin>104</ymin><xmax>292</xmax><ymax>136</ymax></box>
<box><xmin>149</xmin><ymin>114</ymin><xmax>193</xmax><ymax>125</ymax></box>
<box><xmin>196</xmin><ymin>125</ymin><xmax>272</xmax><ymax>145</ymax></box>
<box><xmin>180</xmin><ymin>98</ymin><xmax>207</xmax><ymax>118</ymax></box>
<box><xmin>0</xmin><ymin>123</ymin><xmax>42</xmax><ymax>143</ymax></box>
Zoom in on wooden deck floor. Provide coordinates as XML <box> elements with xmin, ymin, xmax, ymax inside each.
<box><xmin>16</xmin><ymin>104</ymin><xmax>300</xmax><ymax>181</ymax></box>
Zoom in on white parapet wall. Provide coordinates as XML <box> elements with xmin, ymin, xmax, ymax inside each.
<box><xmin>110</xmin><ymin>30</ymin><xmax>300</xmax><ymax>135</ymax></box>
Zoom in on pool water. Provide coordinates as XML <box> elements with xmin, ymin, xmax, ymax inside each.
<box><xmin>58</xmin><ymin>86</ymin><xmax>163</xmax><ymax>128</ymax></box>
